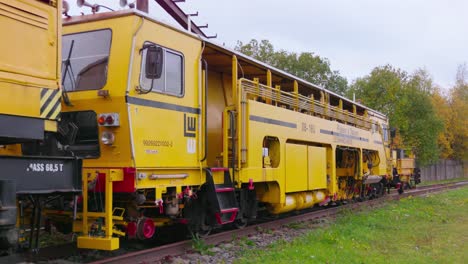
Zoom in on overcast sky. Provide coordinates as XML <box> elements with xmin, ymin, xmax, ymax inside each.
<box><xmin>69</xmin><ymin>0</ymin><xmax>468</xmax><ymax>88</ymax></box>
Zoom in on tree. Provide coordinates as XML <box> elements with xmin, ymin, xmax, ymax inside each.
<box><xmin>449</xmin><ymin>64</ymin><xmax>468</xmax><ymax>160</ymax></box>
<box><xmin>431</xmin><ymin>88</ymin><xmax>453</xmax><ymax>159</ymax></box>
<box><xmin>235</xmin><ymin>39</ymin><xmax>348</xmax><ymax>95</ymax></box>
<box><xmin>349</xmin><ymin>65</ymin><xmax>442</xmax><ymax>165</ymax></box>
<box><xmin>347</xmin><ymin>65</ymin><xmax>409</xmax><ymax>132</ymax></box>
<box><xmin>402</xmin><ymin>73</ymin><xmax>442</xmax><ymax>165</ymax></box>
<box><xmin>431</xmin><ymin>64</ymin><xmax>468</xmax><ymax>161</ymax></box>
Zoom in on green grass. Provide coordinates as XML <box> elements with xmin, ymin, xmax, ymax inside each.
<box><xmin>418</xmin><ymin>177</ymin><xmax>467</xmax><ymax>187</ymax></box>
<box><xmin>191</xmin><ymin>233</ymin><xmax>215</xmax><ymax>256</ymax></box>
<box><xmin>236</xmin><ymin>187</ymin><xmax>468</xmax><ymax>264</ymax></box>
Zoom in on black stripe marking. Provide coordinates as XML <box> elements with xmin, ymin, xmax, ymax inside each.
<box><xmin>249</xmin><ymin>115</ymin><xmax>297</xmax><ymax>128</ymax></box>
<box><xmin>40</xmin><ymin>89</ymin><xmax>59</xmax><ymax>113</ymax></box>
<box><xmin>45</xmin><ymin>100</ymin><xmax>61</xmax><ymax>119</ymax></box>
<box><xmin>320</xmin><ymin>129</ymin><xmax>369</xmax><ymax>142</ymax></box>
<box><xmin>40</xmin><ymin>88</ymin><xmax>48</xmax><ymax>98</ymax></box>
<box><xmin>127</xmin><ymin>96</ymin><xmax>200</xmax><ymax>114</ymax></box>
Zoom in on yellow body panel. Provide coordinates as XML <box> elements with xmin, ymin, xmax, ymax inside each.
<box><xmin>0</xmin><ymin>0</ymin><xmax>60</xmax><ymax>119</ymax></box>
<box><xmin>285</xmin><ymin>143</ymin><xmax>308</xmax><ymax>193</ymax></box>
<box><xmin>398</xmin><ymin>158</ymin><xmax>415</xmax><ymax>176</ymax></box>
<box><xmin>126</xmin><ymin>17</ymin><xmax>202</xmax><ymax>170</ymax></box>
<box><xmin>307</xmin><ymin>146</ymin><xmax>327</xmax><ymax>190</ymax></box>
<box><xmin>77</xmin><ymin>236</ymin><xmax>119</xmax><ymax>251</ymax></box>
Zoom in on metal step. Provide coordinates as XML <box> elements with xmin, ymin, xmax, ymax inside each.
<box><xmin>205</xmin><ymin>168</ymin><xmax>239</xmax><ymax>225</ymax></box>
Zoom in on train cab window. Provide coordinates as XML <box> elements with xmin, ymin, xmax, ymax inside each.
<box><xmin>140</xmin><ymin>43</ymin><xmax>184</xmax><ymax>96</ymax></box>
<box><xmin>62</xmin><ymin>29</ymin><xmax>112</xmax><ymax>92</ymax></box>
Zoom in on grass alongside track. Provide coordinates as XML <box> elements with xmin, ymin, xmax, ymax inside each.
<box><xmin>237</xmin><ymin>187</ymin><xmax>468</xmax><ymax>264</ymax></box>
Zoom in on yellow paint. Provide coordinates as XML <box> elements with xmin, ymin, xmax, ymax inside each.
<box><xmin>110</xmin><ymin>169</ymin><xmax>123</xmax><ymax>181</ymax></box>
<box><xmin>275</xmin><ymin>85</ymin><xmax>281</xmax><ymax>105</ymax></box>
<box><xmin>266</xmin><ymin>70</ymin><xmax>272</xmax><ymax>104</ymax></box>
<box><xmin>232</xmin><ymin>55</ymin><xmax>238</xmax><ymax>104</ymax></box>
<box><xmin>285</xmin><ymin>143</ymin><xmax>308</xmax><ymax>193</ymax></box>
<box><xmin>397</xmin><ymin>158</ymin><xmax>415</xmax><ymax>176</ymax></box>
<box><xmin>268</xmin><ymin>190</ymin><xmax>326</xmax><ymax>214</ymax></box>
<box><xmin>77</xmin><ymin>236</ymin><xmax>119</xmax><ymax>251</ymax></box>
<box><xmin>307</xmin><ymin>146</ymin><xmax>327</xmax><ymax>190</ymax></box>
<box><xmin>44</xmin><ymin>119</ymin><xmax>57</xmax><ymax>132</ymax></box>
<box><xmin>0</xmin><ymin>0</ymin><xmax>60</xmax><ymax>120</ymax></box>
<box><xmin>293</xmin><ymin>80</ymin><xmax>299</xmax><ymax>110</ymax></box>
<box><xmin>255</xmin><ymin>181</ymin><xmax>281</xmax><ymax>204</ymax></box>
<box><xmin>0</xmin><ymin>144</ymin><xmax>21</xmax><ymax>156</ymax></box>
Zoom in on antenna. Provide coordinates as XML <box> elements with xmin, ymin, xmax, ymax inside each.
<box><xmin>120</xmin><ymin>0</ymin><xmax>136</xmax><ymax>8</ymax></box>
<box><xmin>76</xmin><ymin>0</ymin><xmax>100</xmax><ymax>13</ymax></box>
<box><xmin>62</xmin><ymin>0</ymin><xmax>71</xmax><ymax>17</ymax></box>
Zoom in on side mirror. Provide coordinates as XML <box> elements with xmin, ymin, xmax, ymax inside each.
<box><xmin>145</xmin><ymin>45</ymin><xmax>163</xmax><ymax>79</ymax></box>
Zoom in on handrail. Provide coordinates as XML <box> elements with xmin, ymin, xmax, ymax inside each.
<box><xmin>238</xmin><ymin>78</ymin><xmax>373</xmax><ymax>130</ymax></box>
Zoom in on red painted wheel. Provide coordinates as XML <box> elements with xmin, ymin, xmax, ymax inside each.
<box><xmin>126</xmin><ymin>221</ymin><xmax>137</xmax><ymax>238</ymax></box>
<box><xmin>137</xmin><ymin>217</ymin><xmax>155</xmax><ymax>240</ymax></box>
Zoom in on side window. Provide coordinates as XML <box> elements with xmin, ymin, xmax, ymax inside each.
<box><xmin>263</xmin><ymin>136</ymin><xmax>280</xmax><ymax>168</ymax></box>
<box><xmin>140</xmin><ymin>42</ymin><xmax>184</xmax><ymax>96</ymax></box>
<box><xmin>382</xmin><ymin>124</ymin><xmax>389</xmax><ymax>142</ymax></box>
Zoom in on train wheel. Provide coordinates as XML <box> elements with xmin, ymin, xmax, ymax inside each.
<box><xmin>187</xmin><ymin>210</ymin><xmax>212</xmax><ymax>238</ymax></box>
<box><xmin>375</xmin><ymin>182</ymin><xmax>385</xmax><ymax>198</ymax></box>
<box><xmin>198</xmin><ymin>225</ymin><xmax>212</xmax><ymax>237</ymax></box>
<box><xmin>398</xmin><ymin>185</ymin><xmax>404</xmax><ymax>194</ymax></box>
<box><xmin>233</xmin><ymin>218</ymin><xmax>248</xmax><ymax>229</ymax></box>
<box><xmin>189</xmin><ymin>222</ymin><xmax>212</xmax><ymax>238</ymax></box>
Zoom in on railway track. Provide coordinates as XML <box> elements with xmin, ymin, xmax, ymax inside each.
<box><xmin>0</xmin><ymin>181</ymin><xmax>464</xmax><ymax>263</ymax></box>
<box><xmin>90</xmin><ymin>181</ymin><xmax>468</xmax><ymax>264</ymax></box>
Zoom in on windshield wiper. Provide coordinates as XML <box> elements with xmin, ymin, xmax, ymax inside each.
<box><xmin>61</xmin><ymin>40</ymin><xmax>75</xmax><ymax>106</ymax></box>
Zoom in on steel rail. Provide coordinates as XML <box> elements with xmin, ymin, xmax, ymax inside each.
<box><xmin>92</xmin><ymin>181</ymin><xmax>468</xmax><ymax>264</ymax></box>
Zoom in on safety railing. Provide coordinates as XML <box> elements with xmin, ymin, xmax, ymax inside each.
<box><xmin>238</xmin><ymin>78</ymin><xmax>372</xmax><ymax>130</ymax></box>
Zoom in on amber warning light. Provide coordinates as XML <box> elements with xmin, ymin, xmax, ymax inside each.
<box><xmin>98</xmin><ymin>113</ymin><xmax>120</xmax><ymax>127</ymax></box>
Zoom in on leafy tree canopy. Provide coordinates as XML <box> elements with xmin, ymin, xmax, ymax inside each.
<box><xmin>447</xmin><ymin>65</ymin><xmax>468</xmax><ymax>160</ymax></box>
<box><xmin>235</xmin><ymin>39</ymin><xmax>348</xmax><ymax>95</ymax></box>
<box><xmin>427</xmin><ymin>64</ymin><xmax>468</xmax><ymax>161</ymax></box>
<box><xmin>348</xmin><ymin>65</ymin><xmax>443</xmax><ymax>165</ymax></box>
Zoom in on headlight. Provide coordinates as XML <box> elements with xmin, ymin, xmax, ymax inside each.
<box><xmin>101</xmin><ymin>131</ymin><xmax>115</xmax><ymax>145</ymax></box>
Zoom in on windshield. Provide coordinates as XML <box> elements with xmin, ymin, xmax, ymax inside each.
<box><xmin>62</xmin><ymin>29</ymin><xmax>112</xmax><ymax>92</ymax></box>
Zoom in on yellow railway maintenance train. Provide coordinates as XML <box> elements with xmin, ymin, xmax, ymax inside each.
<box><xmin>0</xmin><ymin>0</ymin><xmax>81</xmax><ymax>252</ymax></box>
<box><xmin>47</xmin><ymin>6</ymin><xmax>396</xmax><ymax>251</ymax></box>
<box><xmin>0</xmin><ymin>0</ymin><xmax>417</xmax><ymax>253</ymax></box>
